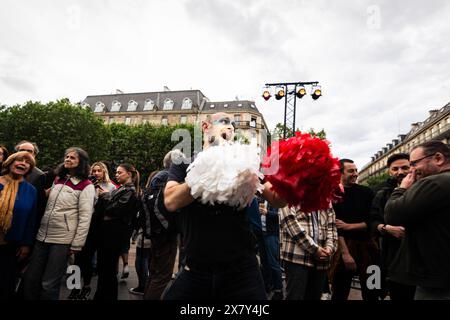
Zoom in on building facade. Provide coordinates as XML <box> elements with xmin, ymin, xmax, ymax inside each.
<box><xmin>83</xmin><ymin>89</ymin><xmax>269</xmax><ymax>148</ymax></box>
<box><xmin>359</xmin><ymin>102</ymin><xmax>450</xmax><ymax>184</ymax></box>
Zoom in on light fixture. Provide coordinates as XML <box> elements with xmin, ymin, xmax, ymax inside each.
<box><xmin>296</xmin><ymin>86</ymin><xmax>307</xmax><ymax>99</ymax></box>
<box><xmin>262</xmin><ymin>87</ymin><xmax>271</xmax><ymax>101</ymax></box>
<box><xmin>311</xmin><ymin>85</ymin><xmax>322</xmax><ymax>100</ymax></box>
<box><xmin>275</xmin><ymin>86</ymin><xmax>285</xmax><ymax>100</ymax></box>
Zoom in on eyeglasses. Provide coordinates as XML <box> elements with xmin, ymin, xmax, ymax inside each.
<box><xmin>212</xmin><ymin>117</ymin><xmax>235</xmax><ymax>128</ymax></box>
<box><xmin>410</xmin><ymin>153</ymin><xmax>435</xmax><ymax>167</ymax></box>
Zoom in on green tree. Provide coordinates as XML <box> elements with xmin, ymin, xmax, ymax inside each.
<box><xmin>308</xmin><ymin>128</ymin><xmax>327</xmax><ymax>140</ymax></box>
<box><xmin>107</xmin><ymin>123</ymin><xmax>195</xmax><ymax>184</ymax></box>
<box><xmin>364</xmin><ymin>172</ymin><xmax>390</xmax><ymax>189</ymax></box>
<box><xmin>0</xmin><ymin>99</ymin><xmax>111</xmax><ymax>168</ymax></box>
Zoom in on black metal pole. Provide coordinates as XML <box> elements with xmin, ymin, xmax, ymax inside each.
<box><xmin>283</xmin><ymin>85</ymin><xmax>288</xmax><ymax>139</ymax></box>
<box><xmin>292</xmin><ymin>85</ymin><xmax>297</xmax><ymax>135</ymax></box>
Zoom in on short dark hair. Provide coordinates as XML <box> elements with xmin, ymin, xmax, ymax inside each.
<box><xmin>412</xmin><ymin>140</ymin><xmax>450</xmax><ymax>164</ymax></box>
<box><xmin>387</xmin><ymin>153</ymin><xmax>409</xmax><ymax>167</ymax></box>
<box><xmin>56</xmin><ymin>147</ymin><xmax>90</xmax><ymax>180</ymax></box>
<box><xmin>15</xmin><ymin>140</ymin><xmax>40</xmax><ymax>156</ymax></box>
<box><xmin>339</xmin><ymin>158</ymin><xmax>354</xmax><ymax>173</ymax></box>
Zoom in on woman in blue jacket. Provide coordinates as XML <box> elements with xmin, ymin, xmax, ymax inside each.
<box><xmin>0</xmin><ymin>151</ymin><xmax>37</xmax><ymax>300</ymax></box>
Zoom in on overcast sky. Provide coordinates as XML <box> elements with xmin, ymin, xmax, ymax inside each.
<box><xmin>1</xmin><ymin>0</ymin><xmax>449</xmax><ymax>168</ymax></box>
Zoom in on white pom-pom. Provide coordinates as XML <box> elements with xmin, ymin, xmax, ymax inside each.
<box><xmin>185</xmin><ymin>140</ymin><xmax>264</xmax><ymax>209</ymax></box>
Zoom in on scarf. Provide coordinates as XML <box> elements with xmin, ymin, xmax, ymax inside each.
<box><xmin>0</xmin><ymin>175</ymin><xmax>20</xmax><ymax>233</ymax></box>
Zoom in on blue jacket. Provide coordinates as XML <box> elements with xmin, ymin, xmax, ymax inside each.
<box><xmin>1</xmin><ymin>180</ymin><xmax>37</xmax><ymax>246</ymax></box>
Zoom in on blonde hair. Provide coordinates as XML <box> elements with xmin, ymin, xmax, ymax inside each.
<box><xmin>90</xmin><ymin>162</ymin><xmax>111</xmax><ymax>183</ymax></box>
<box><xmin>1</xmin><ymin>151</ymin><xmax>36</xmax><ymax>176</ymax></box>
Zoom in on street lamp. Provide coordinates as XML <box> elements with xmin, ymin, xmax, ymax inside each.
<box><xmin>263</xmin><ymin>81</ymin><xmax>322</xmax><ymax>139</ymax></box>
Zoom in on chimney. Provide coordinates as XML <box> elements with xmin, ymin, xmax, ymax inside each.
<box><xmin>429</xmin><ymin>109</ymin><xmax>439</xmax><ymax>117</ymax></box>
<box><xmin>411</xmin><ymin>122</ymin><xmax>420</xmax><ymax>130</ymax></box>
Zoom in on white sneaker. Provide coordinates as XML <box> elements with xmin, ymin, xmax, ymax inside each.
<box><xmin>121</xmin><ymin>265</ymin><xmax>130</xmax><ymax>279</ymax></box>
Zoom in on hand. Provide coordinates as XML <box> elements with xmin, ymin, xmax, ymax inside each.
<box><xmin>69</xmin><ymin>249</ymin><xmax>80</xmax><ymax>256</ymax></box>
<box><xmin>386</xmin><ymin>225</ymin><xmax>405</xmax><ymax>239</ymax></box>
<box><xmin>399</xmin><ymin>172</ymin><xmax>416</xmax><ymax>189</ymax></box>
<box><xmin>97</xmin><ymin>187</ymin><xmax>108</xmax><ymax>195</ymax></box>
<box><xmin>314</xmin><ymin>247</ymin><xmax>330</xmax><ymax>261</ymax></box>
<box><xmin>259</xmin><ymin>205</ymin><xmax>268</xmax><ymax>215</ymax></box>
<box><xmin>336</xmin><ymin>219</ymin><xmax>352</xmax><ymax>231</ymax></box>
<box><xmin>16</xmin><ymin>246</ymin><xmax>30</xmax><ymax>261</ymax></box>
<box><xmin>323</xmin><ymin>247</ymin><xmax>333</xmax><ymax>256</ymax></box>
<box><xmin>342</xmin><ymin>253</ymin><xmax>357</xmax><ymax>271</ymax></box>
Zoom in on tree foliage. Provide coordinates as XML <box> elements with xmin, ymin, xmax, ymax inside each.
<box><xmin>364</xmin><ymin>172</ymin><xmax>390</xmax><ymax>190</ymax></box>
<box><xmin>0</xmin><ymin>99</ymin><xmax>111</xmax><ymax>168</ymax></box>
<box><xmin>0</xmin><ymin>99</ymin><xmax>195</xmax><ymax>184</ymax></box>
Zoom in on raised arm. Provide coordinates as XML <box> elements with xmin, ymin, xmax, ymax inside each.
<box><xmin>164</xmin><ymin>181</ymin><xmax>195</xmax><ymax>212</ymax></box>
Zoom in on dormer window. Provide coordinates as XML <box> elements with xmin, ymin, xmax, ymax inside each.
<box><xmin>127</xmin><ymin>100</ymin><xmax>138</xmax><ymax>111</ymax></box>
<box><xmin>163</xmin><ymin>98</ymin><xmax>174</xmax><ymax>110</ymax></box>
<box><xmin>237</xmin><ymin>103</ymin><xmax>243</xmax><ymax>107</ymax></box>
<box><xmin>95</xmin><ymin>102</ymin><xmax>105</xmax><ymax>113</ymax></box>
<box><xmin>111</xmin><ymin>100</ymin><xmax>122</xmax><ymax>112</ymax></box>
<box><xmin>224</xmin><ymin>104</ymin><xmax>228</xmax><ymax>108</ymax></box>
<box><xmin>181</xmin><ymin>98</ymin><xmax>192</xmax><ymax>110</ymax></box>
<box><xmin>82</xmin><ymin>102</ymin><xmax>91</xmax><ymax>110</ymax></box>
<box><xmin>144</xmin><ymin>99</ymin><xmax>154</xmax><ymax>111</ymax></box>
<box><xmin>210</xmin><ymin>104</ymin><xmax>215</xmax><ymax>108</ymax></box>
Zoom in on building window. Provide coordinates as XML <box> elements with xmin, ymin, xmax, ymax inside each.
<box><xmin>161</xmin><ymin>117</ymin><xmax>168</xmax><ymax>125</ymax></box>
<box><xmin>125</xmin><ymin>117</ymin><xmax>131</xmax><ymax>125</ymax></box>
<box><xmin>95</xmin><ymin>102</ymin><xmax>105</xmax><ymax>113</ymax></box>
<box><xmin>180</xmin><ymin>115</ymin><xmax>187</xmax><ymax>124</ymax></box>
<box><xmin>224</xmin><ymin>103</ymin><xmax>228</xmax><ymax>108</ymax></box>
<box><xmin>111</xmin><ymin>100</ymin><xmax>121</xmax><ymax>112</ymax></box>
<box><xmin>127</xmin><ymin>100</ymin><xmax>138</xmax><ymax>112</ymax></box>
<box><xmin>163</xmin><ymin>98</ymin><xmax>174</xmax><ymax>110</ymax></box>
<box><xmin>251</xmin><ymin>104</ymin><xmax>256</xmax><ymax>109</ymax></box>
<box><xmin>82</xmin><ymin>102</ymin><xmax>91</xmax><ymax>109</ymax></box>
<box><xmin>210</xmin><ymin>104</ymin><xmax>215</xmax><ymax>109</ymax></box>
<box><xmin>250</xmin><ymin>117</ymin><xmax>257</xmax><ymax>128</ymax></box>
<box><xmin>181</xmin><ymin>98</ymin><xmax>192</xmax><ymax>110</ymax></box>
<box><xmin>234</xmin><ymin>114</ymin><xmax>241</xmax><ymax>122</ymax></box>
<box><xmin>237</xmin><ymin>103</ymin><xmax>243</xmax><ymax>107</ymax></box>
<box><xmin>144</xmin><ymin>99</ymin><xmax>154</xmax><ymax>111</ymax></box>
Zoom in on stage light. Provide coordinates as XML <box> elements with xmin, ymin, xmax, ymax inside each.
<box><xmin>296</xmin><ymin>86</ymin><xmax>307</xmax><ymax>99</ymax></box>
<box><xmin>275</xmin><ymin>86</ymin><xmax>285</xmax><ymax>100</ymax></box>
<box><xmin>311</xmin><ymin>85</ymin><xmax>322</xmax><ymax>100</ymax></box>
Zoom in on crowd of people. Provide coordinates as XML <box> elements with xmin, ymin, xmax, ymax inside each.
<box><xmin>0</xmin><ymin>112</ymin><xmax>449</xmax><ymax>301</ymax></box>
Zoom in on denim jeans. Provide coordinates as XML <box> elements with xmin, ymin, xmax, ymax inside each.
<box><xmin>135</xmin><ymin>247</ymin><xmax>151</xmax><ymax>289</ymax></box>
<box><xmin>23</xmin><ymin>241</ymin><xmax>71</xmax><ymax>300</ymax></box>
<box><xmin>260</xmin><ymin>234</ymin><xmax>283</xmax><ymax>291</ymax></box>
<box><xmin>284</xmin><ymin>261</ymin><xmax>326</xmax><ymax>300</ymax></box>
<box><xmin>163</xmin><ymin>255</ymin><xmax>267</xmax><ymax>300</ymax></box>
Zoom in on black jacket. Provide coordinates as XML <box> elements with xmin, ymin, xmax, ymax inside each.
<box><xmin>385</xmin><ymin>170</ymin><xmax>450</xmax><ymax>289</ymax></box>
<box><xmin>96</xmin><ymin>183</ymin><xmax>140</xmax><ymax>226</ymax></box>
<box><xmin>369</xmin><ymin>177</ymin><xmax>402</xmax><ymax>273</ymax></box>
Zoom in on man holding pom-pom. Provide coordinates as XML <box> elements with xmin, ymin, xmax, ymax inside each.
<box><xmin>162</xmin><ymin>112</ymin><xmax>286</xmax><ymax>300</ymax></box>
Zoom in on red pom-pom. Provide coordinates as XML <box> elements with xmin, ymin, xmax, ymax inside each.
<box><xmin>262</xmin><ymin>132</ymin><xmax>341</xmax><ymax>212</ymax></box>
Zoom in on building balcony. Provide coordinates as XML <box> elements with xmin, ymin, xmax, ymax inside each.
<box><xmin>234</xmin><ymin>121</ymin><xmax>265</xmax><ymax>130</ymax></box>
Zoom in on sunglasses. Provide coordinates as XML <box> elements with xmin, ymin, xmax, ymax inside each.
<box><xmin>212</xmin><ymin>117</ymin><xmax>235</xmax><ymax>127</ymax></box>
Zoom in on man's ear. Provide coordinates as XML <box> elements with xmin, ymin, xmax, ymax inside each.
<box><xmin>201</xmin><ymin>121</ymin><xmax>209</xmax><ymax>132</ymax></box>
<box><xmin>435</xmin><ymin>152</ymin><xmax>446</xmax><ymax>166</ymax></box>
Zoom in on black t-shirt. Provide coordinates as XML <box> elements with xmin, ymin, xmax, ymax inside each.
<box><xmin>167</xmin><ymin>160</ymin><xmax>256</xmax><ymax>266</ymax></box>
<box><xmin>332</xmin><ymin>184</ymin><xmax>374</xmax><ymax>240</ymax></box>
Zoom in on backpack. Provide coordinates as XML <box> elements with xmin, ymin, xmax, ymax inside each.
<box><xmin>140</xmin><ymin>171</ymin><xmax>175</xmax><ymax>240</ymax></box>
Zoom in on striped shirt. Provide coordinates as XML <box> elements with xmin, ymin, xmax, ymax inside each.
<box><xmin>280</xmin><ymin>206</ymin><xmax>338</xmax><ymax>270</ymax></box>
